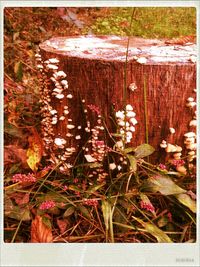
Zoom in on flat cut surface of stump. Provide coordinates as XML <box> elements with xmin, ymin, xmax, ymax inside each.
<box><xmin>39</xmin><ymin>35</ymin><xmax>196</xmax><ymax>162</ymax></box>
<box><xmin>41</xmin><ymin>35</ymin><xmax>196</xmax><ymax>63</ymax></box>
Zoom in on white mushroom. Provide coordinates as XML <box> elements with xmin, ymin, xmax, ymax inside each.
<box><xmin>54</xmin><ymin>137</ymin><xmax>67</xmax><ymax>146</ymax></box>
<box><xmin>189</xmin><ymin>120</ymin><xmax>197</xmax><ymax>127</ymax></box>
<box><xmin>116</xmin><ymin>111</ymin><xmax>125</xmax><ymax>119</ymax></box>
<box><xmin>84</xmin><ymin>155</ymin><xmax>96</xmax><ymax>163</ymax></box>
<box><xmin>186</xmin><ymin>102</ymin><xmax>196</xmax><ymax>108</ymax></box>
<box><xmin>129</xmin><ymin>83</ymin><xmax>137</xmax><ymax>92</ymax></box>
<box><xmin>109</xmin><ymin>163</ymin><xmax>117</xmax><ymax>170</ymax></box>
<box><xmin>66</xmin><ymin>94</ymin><xmax>73</xmax><ymax>99</ymax></box>
<box><xmin>67</xmin><ymin>124</ymin><xmax>75</xmax><ymax>129</ymax></box>
<box><xmin>127</xmin><ymin>111</ymin><xmax>136</xmax><ymax>118</ymax></box>
<box><xmin>50</xmin><ymin>110</ymin><xmax>57</xmax><ymax>115</ymax></box>
<box><xmin>55</xmin><ymin>94</ymin><xmax>64</xmax><ymax>99</ymax></box>
<box><xmin>186</xmin><ymin>143</ymin><xmax>197</xmax><ymax>150</ymax></box>
<box><xmin>184</xmin><ymin>137</ymin><xmax>195</xmax><ymax>144</ymax></box>
<box><xmin>53</xmin><ymin>88</ymin><xmax>63</xmax><ymax>94</ymax></box>
<box><xmin>188</xmin><ymin>151</ymin><xmax>195</xmax><ymax>155</ymax></box>
<box><xmin>169</xmin><ymin>127</ymin><xmax>175</xmax><ymax>134</ymax></box>
<box><xmin>126</xmin><ymin>104</ymin><xmax>133</xmax><ymax>111</ymax></box>
<box><xmin>187</xmin><ymin>97</ymin><xmax>194</xmax><ymax>102</ymax></box>
<box><xmin>64</xmin><ymin>110</ymin><xmax>69</xmax><ymax>115</ymax></box>
<box><xmin>54</xmin><ymin>71</ymin><xmax>67</xmax><ymax>79</ymax></box>
<box><xmin>48</xmin><ymin>58</ymin><xmax>59</xmax><ymax>64</ymax></box>
<box><xmin>173</xmin><ymin>152</ymin><xmax>182</xmax><ymax>159</ymax></box>
<box><xmin>137</xmin><ymin>57</ymin><xmax>147</xmax><ymax>64</ymax></box>
<box><xmin>165</xmin><ymin>143</ymin><xmax>178</xmax><ymax>153</ymax></box>
<box><xmin>61</xmin><ymin>80</ymin><xmax>68</xmax><ymax>87</ymax></box>
<box><xmin>175</xmin><ymin>146</ymin><xmax>182</xmax><ymax>152</ymax></box>
<box><xmin>59</xmin><ymin>116</ymin><xmax>65</xmax><ymax>121</ymax></box>
<box><xmin>46</xmin><ymin>64</ymin><xmax>58</xmax><ymax>70</ymax></box>
<box><xmin>160</xmin><ymin>140</ymin><xmax>167</xmax><ymax>148</ymax></box>
<box><xmin>184</xmin><ymin>132</ymin><xmax>196</xmax><ymax>138</ymax></box>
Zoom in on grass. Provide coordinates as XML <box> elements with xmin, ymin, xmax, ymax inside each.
<box><xmin>84</xmin><ymin>7</ymin><xmax>196</xmax><ymax>38</ymax></box>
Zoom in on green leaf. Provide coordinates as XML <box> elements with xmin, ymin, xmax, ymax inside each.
<box><xmin>175</xmin><ymin>193</ymin><xmax>196</xmax><ymax>213</ymax></box>
<box><xmin>86</xmin><ymin>183</ymin><xmax>106</xmax><ymax>195</ymax></box>
<box><xmin>42</xmin><ymin>216</ymin><xmax>52</xmax><ymax>229</ymax></box>
<box><xmin>8</xmin><ymin>163</ymin><xmax>21</xmax><ymax>174</ymax></box>
<box><xmin>132</xmin><ymin>216</ymin><xmax>172</xmax><ymax>243</ymax></box>
<box><xmin>113</xmin><ymin>208</ymin><xmax>129</xmax><ymax>232</ymax></box>
<box><xmin>157</xmin><ymin>216</ymin><xmax>169</xmax><ymax>228</ymax></box>
<box><xmin>102</xmin><ymin>200</ymin><xmax>112</xmax><ymax>231</ymax></box>
<box><xmin>63</xmin><ymin>206</ymin><xmax>75</xmax><ymax>218</ymax></box>
<box><xmin>134</xmin><ymin>144</ymin><xmax>155</xmax><ymax>158</ymax></box>
<box><xmin>78</xmin><ymin>204</ymin><xmax>91</xmax><ymax>220</ymax></box>
<box><xmin>14</xmin><ymin>61</ymin><xmax>23</xmax><ymax>81</ymax></box>
<box><xmin>4</xmin><ymin>196</ymin><xmax>31</xmax><ymax>221</ymax></box>
<box><xmin>4</xmin><ymin>121</ymin><xmax>24</xmax><ymax>138</ymax></box>
<box><xmin>68</xmin><ymin>185</ymin><xmax>82</xmax><ymax>192</ymax></box>
<box><xmin>89</xmin><ymin>162</ymin><xmax>103</xmax><ymax>169</ymax></box>
<box><xmin>124</xmin><ymin>147</ymin><xmax>135</xmax><ymax>154</ymax></box>
<box><xmin>143</xmin><ymin>174</ymin><xmax>186</xmax><ymax>195</ymax></box>
<box><xmin>127</xmin><ymin>154</ymin><xmax>137</xmax><ymax>172</ymax></box>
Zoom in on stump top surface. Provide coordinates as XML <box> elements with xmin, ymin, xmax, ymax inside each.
<box><xmin>40</xmin><ymin>35</ymin><xmax>196</xmax><ymax>64</ymax></box>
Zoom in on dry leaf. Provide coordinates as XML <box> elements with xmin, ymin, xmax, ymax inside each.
<box><xmin>27</xmin><ymin>128</ymin><xmax>43</xmax><ymax>171</ymax></box>
<box><xmin>31</xmin><ymin>215</ymin><xmax>53</xmax><ymax>243</ymax></box>
<box><xmin>11</xmin><ymin>192</ymin><xmax>30</xmax><ymax>205</ymax></box>
<box><xmin>4</xmin><ymin>145</ymin><xmax>27</xmax><ymax>166</ymax></box>
<box><xmin>57</xmin><ymin>218</ymin><xmax>69</xmax><ymax>234</ymax></box>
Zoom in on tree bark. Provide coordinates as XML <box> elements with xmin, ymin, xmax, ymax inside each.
<box><xmin>38</xmin><ymin>35</ymin><xmax>196</xmax><ymax>165</ymax></box>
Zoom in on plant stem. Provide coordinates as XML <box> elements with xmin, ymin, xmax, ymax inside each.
<box><xmin>143</xmin><ymin>75</ymin><xmax>149</xmax><ymax>144</ymax></box>
<box><xmin>123</xmin><ymin>8</ymin><xmax>136</xmax><ymax>147</ymax></box>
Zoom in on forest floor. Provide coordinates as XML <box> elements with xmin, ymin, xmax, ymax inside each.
<box><xmin>4</xmin><ymin>7</ymin><xmax>196</xmax><ymax>243</ymax></box>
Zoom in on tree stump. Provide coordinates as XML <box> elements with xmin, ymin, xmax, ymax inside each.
<box><xmin>37</xmin><ymin>35</ymin><xmax>196</xmax><ymax>170</ymax></box>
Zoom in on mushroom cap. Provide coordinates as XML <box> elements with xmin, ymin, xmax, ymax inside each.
<box><xmin>187</xmin><ymin>97</ymin><xmax>194</xmax><ymax>102</ymax></box>
<box><xmin>186</xmin><ymin>143</ymin><xmax>197</xmax><ymax>150</ymax></box>
<box><xmin>184</xmin><ymin>132</ymin><xmax>196</xmax><ymax>138</ymax></box>
<box><xmin>188</xmin><ymin>151</ymin><xmax>195</xmax><ymax>155</ymax></box>
<box><xmin>176</xmin><ymin>165</ymin><xmax>187</xmax><ymax>175</ymax></box>
<box><xmin>165</xmin><ymin>143</ymin><xmax>177</xmax><ymax>153</ymax></box>
<box><xmin>160</xmin><ymin>143</ymin><xmax>167</xmax><ymax>148</ymax></box>
<box><xmin>175</xmin><ymin>146</ymin><xmax>182</xmax><ymax>152</ymax></box>
<box><xmin>189</xmin><ymin>120</ymin><xmax>197</xmax><ymax>127</ymax></box>
<box><xmin>125</xmin><ymin>104</ymin><xmax>133</xmax><ymax>111</ymax></box>
<box><xmin>169</xmin><ymin>127</ymin><xmax>175</xmax><ymax>134</ymax></box>
<box><xmin>173</xmin><ymin>152</ymin><xmax>182</xmax><ymax>159</ymax></box>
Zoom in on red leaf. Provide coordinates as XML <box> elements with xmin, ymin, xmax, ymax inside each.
<box><xmin>30</xmin><ymin>215</ymin><xmax>53</xmax><ymax>243</ymax></box>
<box><xmin>4</xmin><ymin>145</ymin><xmax>27</xmax><ymax>166</ymax></box>
<box><xmin>10</xmin><ymin>192</ymin><xmax>30</xmax><ymax>205</ymax></box>
<box><xmin>57</xmin><ymin>218</ymin><xmax>69</xmax><ymax>234</ymax></box>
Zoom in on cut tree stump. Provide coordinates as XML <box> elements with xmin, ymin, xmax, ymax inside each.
<box><xmin>38</xmin><ymin>35</ymin><xmax>196</xmax><ymax>169</ymax></box>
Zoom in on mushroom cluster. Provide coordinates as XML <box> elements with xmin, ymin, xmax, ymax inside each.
<box><xmin>35</xmin><ymin>51</ymin><xmax>81</xmax><ymax>174</ymax></box>
<box><xmin>82</xmin><ymin>104</ymin><xmax>109</xmax><ymax>183</ymax></box>
<box><xmin>159</xmin><ymin>87</ymin><xmax>197</xmax><ymax>173</ymax></box>
<box><xmin>185</xmin><ymin>89</ymin><xmax>197</xmax><ymax>162</ymax></box>
<box><xmin>184</xmin><ymin>132</ymin><xmax>196</xmax><ymax>162</ymax></box>
<box><xmin>160</xmin><ymin>140</ymin><xmax>183</xmax><ymax>160</ymax></box>
<box><xmin>116</xmin><ymin>104</ymin><xmax>137</xmax><ymax>145</ymax></box>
